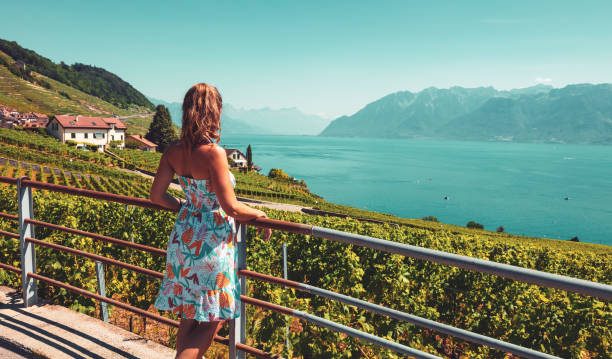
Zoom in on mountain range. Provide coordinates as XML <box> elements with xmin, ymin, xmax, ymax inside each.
<box><xmin>148</xmin><ymin>97</ymin><xmax>330</xmax><ymax>136</ymax></box>
<box><xmin>3</xmin><ymin>38</ymin><xmax>611</xmax><ymax>144</ymax></box>
<box><xmin>320</xmin><ymin>84</ymin><xmax>612</xmax><ymax>144</ymax></box>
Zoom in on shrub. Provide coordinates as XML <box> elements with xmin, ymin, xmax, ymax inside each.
<box><xmin>65</xmin><ymin>140</ymin><xmax>78</xmax><ymax>147</ymax></box>
<box><xmin>466</xmin><ymin>221</ymin><xmax>484</xmax><ymax>229</ymax></box>
<box><xmin>125</xmin><ymin>141</ymin><xmax>140</xmax><ymax>150</ymax></box>
<box><xmin>268</xmin><ymin>168</ymin><xmax>291</xmax><ymax>180</ymax></box>
<box><xmin>109</xmin><ymin>140</ymin><xmax>123</xmax><ymax>149</ymax></box>
<box><xmin>496</xmin><ymin>226</ymin><xmax>505</xmax><ymax>233</ymax></box>
<box><xmin>422</xmin><ymin>216</ymin><xmax>439</xmax><ymax>222</ymax></box>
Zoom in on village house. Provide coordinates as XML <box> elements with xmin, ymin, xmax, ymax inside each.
<box><xmin>225</xmin><ymin>148</ymin><xmax>247</xmax><ymax>168</ymax></box>
<box><xmin>46</xmin><ymin>115</ymin><xmax>126</xmax><ymax>152</ymax></box>
<box><xmin>0</xmin><ymin>107</ymin><xmax>48</xmax><ymax>128</ymax></box>
<box><xmin>223</xmin><ymin>148</ymin><xmax>261</xmax><ymax>171</ymax></box>
<box><xmin>126</xmin><ymin>134</ymin><xmax>157</xmax><ymax>152</ymax></box>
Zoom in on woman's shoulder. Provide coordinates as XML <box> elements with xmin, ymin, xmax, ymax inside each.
<box><xmin>193</xmin><ymin>142</ymin><xmax>225</xmax><ymax>158</ymax></box>
<box><xmin>162</xmin><ymin>141</ymin><xmax>183</xmax><ymax>158</ymax></box>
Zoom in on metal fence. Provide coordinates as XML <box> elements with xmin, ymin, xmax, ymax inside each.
<box><xmin>0</xmin><ymin>175</ymin><xmax>610</xmax><ymax>359</ymax></box>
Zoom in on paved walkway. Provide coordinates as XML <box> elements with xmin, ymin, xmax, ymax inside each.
<box><xmin>0</xmin><ymin>286</ymin><xmax>175</xmax><ymax>359</ymax></box>
<box><xmin>0</xmin><ymin>337</ymin><xmax>39</xmax><ymax>359</ymax></box>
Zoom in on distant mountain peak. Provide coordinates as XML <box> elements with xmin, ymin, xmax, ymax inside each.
<box><xmin>320</xmin><ymin>83</ymin><xmax>612</xmax><ymax>145</ymax></box>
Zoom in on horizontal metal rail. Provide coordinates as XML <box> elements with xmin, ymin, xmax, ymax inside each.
<box><xmin>239</xmin><ymin>270</ymin><xmax>560</xmax><ymax>359</ymax></box>
<box><xmin>0</xmin><ymin>212</ymin><xmax>18</xmax><ymax>221</ymax></box>
<box><xmin>241</xmin><ymin>295</ymin><xmax>441</xmax><ymax>359</ymax></box>
<box><xmin>25</xmin><ymin>219</ymin><xmax>167</xmax><ymax>256</ymax></box>
<box><xmin>0</xmin><ymin>262</ymin><xmax>20</xmax><ymax>273</ymax></box>
<box><xmin>27</xmin><ymin>272</ymin><xmax>281</xmax><ymax>359</ymax></box>
<box><xmin>244</xmin><ymin>217</ymin><xmax>312</xmax><ymax>235</ymax></box>
<box><xmin>242</xmin><ymin>218</ymin><xmax>612</xmax><ymax>300</ymax></box>
<box><xmin>25</xmin><ymin>237</ymin><xmax>164</xmax><ymax>279</ymax></box>
<box><xmin>308</xmin><ymin>227</ymin><xmax>612</xmax><ymax>300</ymax></box>
<box><xmin>0</xmin><ymin>176</ymin><xmax>18</xmax><ymax>185</ymax></box>
<box><xmin>19</xmin><ymin>177</ymin><xmax>172</xmax><ymax>211</ymax></box>
<box><xmin>0</xmin><ymin>229</ymin><xmax>19</xmax><ymax>239</ymax></box>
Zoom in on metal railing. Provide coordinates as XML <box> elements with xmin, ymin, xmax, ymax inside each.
<box><xmin>0</xmin><ymin>175</ymin><xmax>610</xmax><ymax>359</ymax></box>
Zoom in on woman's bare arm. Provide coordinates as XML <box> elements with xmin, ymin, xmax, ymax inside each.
<box><xmin>150</xmin><ymin>150</ymin><xmax>183</xmax><ymax>211</ymax></box>
<box><xmin>208</xmin><ymin>145</ymin><xmax>268</xmax><ymax>222</ymax></box>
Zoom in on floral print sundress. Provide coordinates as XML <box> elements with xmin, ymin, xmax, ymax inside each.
<box><xmin>154</xmin><ymin>172</ymin><xmax>240</xmax><ymax>321</ymax></box>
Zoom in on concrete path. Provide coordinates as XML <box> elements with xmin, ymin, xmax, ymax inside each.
<box><xmin>0</xmin><ymin>337</ymin><xmax>40</xmax><ymax>359</ymax></box>
<box><xmin>0</xmin><ymin>286</ymin><xmax>175</xmax><ymax>359</ymax></box>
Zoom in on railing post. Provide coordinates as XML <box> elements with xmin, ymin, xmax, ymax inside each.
<box><xmin>229</xmin><ymin>223</ymin><xmax>247</xmax><ymax>359</ymax></box>
<box><xmin>95</xmin><ymin>260</ymin><xmax>109</xmax><ymax>322</ymax></box>
<box><xmin>17</xmin><ymin>177</ymin><xmax>37</xmax><ymax>307</ymax></box>
<box><xmin>283</xmin><ymin>242</ymin><xmax>290</xmax><ymax>350</ymax></box>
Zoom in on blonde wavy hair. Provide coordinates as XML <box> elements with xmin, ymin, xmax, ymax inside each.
<box><xmin>181</xmin><ymin>83</ymin><xmax>222</xmax><ymax>149</ymax></box>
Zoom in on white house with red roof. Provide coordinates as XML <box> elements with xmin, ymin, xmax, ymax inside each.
<box><xmin>46</xmin><ymin>115</ymin><xmax>126</xmax><ymax>151</ymax></box>
<box><xmin>126</xmin><ymin>134</ymin><xmax>157</xmax><ymax>152</ymax></box>
<box><xmin>225</xmin><ymin>148</ymin><xmax>247</xmax><ymax>168</ymax></box>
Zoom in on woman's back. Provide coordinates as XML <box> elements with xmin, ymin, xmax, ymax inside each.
<box><xmin>165</xmin><ymin>141</ymin><xmax>217</xmax><ymax>181</ymax></box>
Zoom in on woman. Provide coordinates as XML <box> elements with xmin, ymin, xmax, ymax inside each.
<box><xmin>150</xmin><ymin>83</ymin><xmax>271</xmax><ymax>359</ymax></box>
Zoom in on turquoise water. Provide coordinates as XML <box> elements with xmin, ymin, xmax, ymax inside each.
<box><xmin>221</xmin><ymin>135</ymin><xmax>612</xmax><ymax>246</ymax></box>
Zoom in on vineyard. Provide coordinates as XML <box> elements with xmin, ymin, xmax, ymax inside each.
<box><xmin>111</xmin><ymin>148</ymin><xmax>162</xmax><ymax>172</ymax></box>
<box><xmin>0</xmin><ymin>184</ymin><xmax>610</xmax><ymax>359</ymax></box>
<box><xmin>0</xmin><ymin>127</ymin><xmax>111</xmax><ymax>165</ymax></box>
<box><xmin>0</xmin><ymin>157</ymin><xmax>152</xmax><ymax>198</ymax></box>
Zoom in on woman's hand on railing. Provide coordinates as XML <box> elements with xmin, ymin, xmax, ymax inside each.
<box><xmin>255</xmin><ymin>211</ymin><xmax>272</xmax><ymax>242</ymax></box>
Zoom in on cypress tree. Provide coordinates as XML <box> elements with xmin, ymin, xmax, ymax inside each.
<box><xmin>246</xmin><ymin>144</ymin><xmax>253</xmax><ymax>171</ymax></box>
<box><xmin>145</xmin><ymin>105</ymin><xmax>177</xmax><ymax>152</ymax></box>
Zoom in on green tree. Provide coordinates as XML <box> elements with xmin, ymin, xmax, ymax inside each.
<box><xmin>246</xmin><ymin>144</ymin><xmax>253</xmax><ymax>171</ymax></box>
<box><xmin>145</xmin><ymin>105</ymin><xmax>177</xmax><ymax>152</ymax></box>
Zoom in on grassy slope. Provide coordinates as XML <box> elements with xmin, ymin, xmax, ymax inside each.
<box><xmin>123</xmin><ymin>116</ymin><xmax>153</xmax><ymax>135</ymax></box>
<box><xmin>0</xmin><ymin>51</ymin><xmax>147</xmax><ymax>116</ymax></box>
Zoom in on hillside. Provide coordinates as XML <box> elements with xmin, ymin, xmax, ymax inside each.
<box><xmin>0</xmin><ymin>51</ymin><xmax>147</xmax><ymax>116</ymax></box>
<box><xmin>0</xmin><ymin>39</ymin><xmax>153</xmax><ymax>109</ymax></box>
<box><xmin>320</xmin><ymin>84</ymin><xmax>612</xmax><ymax>144</ymax></box>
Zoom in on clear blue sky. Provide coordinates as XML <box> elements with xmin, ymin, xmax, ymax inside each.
<box><xmin>3</xmin><ymin>1</ymin><xmax>611</xmax><ymax>118</ymax></box>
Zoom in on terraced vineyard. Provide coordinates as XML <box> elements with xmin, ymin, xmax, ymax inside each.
<box><xmin>233</xmin><ymin>169</ymin><xmax>320</xmax><ymax>204</ymax></box>
<box><xmin>0</xmin><ymin>157</ymin><xmax>151</xmax><ymax>198</ymax></box>
<box><xmin>0</xmin><ymin>128</ymin><xmax>163</xmax><ymax>198</ymax></box>
<box><xmin>0</xmin><ymin>128</ymin><xmax>111</xmax><ymax>165</ymax></box>
<box><xmin>110</xmin><ymin>148</ymin><xmax>161</xmax><ymax>172</ymax></box>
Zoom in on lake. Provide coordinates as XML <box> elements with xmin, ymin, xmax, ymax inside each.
<box><xmin>221</xmin><ymin>135</ymin><xmax>612</xmax><ymax>246</ymax></box>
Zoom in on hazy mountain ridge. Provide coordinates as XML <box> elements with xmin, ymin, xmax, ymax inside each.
<box><xmin>320</xmin><ymin>84</ymin><xmax>612</xmax><ymax>144</ymax></box>
<box><xmin>223</xmin><ymin>105</ymin><xmax>329</xmax><ymax>135</ymax></box>
<box><xmin>148</xmin><ymin>97</ymin><xmax>329</xmax><ymax>135</ymax></box>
